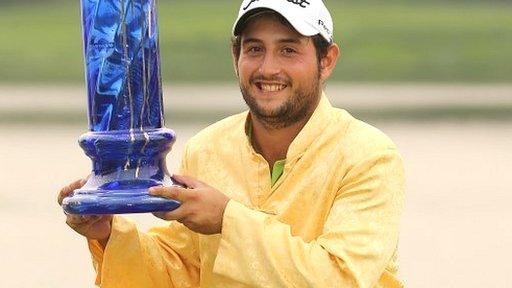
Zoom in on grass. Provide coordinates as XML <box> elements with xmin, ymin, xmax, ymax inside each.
<box><xmin>0</xmin><ymin>0</ymin><xmax>511</xmax><ymax>83</ymax></box>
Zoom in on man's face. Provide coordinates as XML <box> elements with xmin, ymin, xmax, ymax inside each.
<box><xmin>236</xmin><ymin>14</ymin><xmax>322</xmax><ymax>129</ymax></box>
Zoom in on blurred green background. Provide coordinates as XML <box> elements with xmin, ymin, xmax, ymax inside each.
<box><xmin>1</xmin><ymin>0</ymin><xmax>511</xmax><ymax>83</ymax></box>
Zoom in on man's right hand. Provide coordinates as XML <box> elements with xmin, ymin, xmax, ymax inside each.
<box><xmin>57</xmin><ymin>178</ymin><xmax>113</xmax><ymax>248</ymax></box>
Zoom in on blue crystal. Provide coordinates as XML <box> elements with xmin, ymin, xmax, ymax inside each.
<box><xmin>82</xmin><ymin>0</ymin><xmax>163</xmax><ymax>132</ymax></box>
<box><xmin>63</xmin><ymin>0</ymin><xmax>181</xmax><ymax>215</ymax></box>
<box><xmin>97</xmin><ymin>49</ymin><xmax>126</xmax><ymax>95</ymax></box>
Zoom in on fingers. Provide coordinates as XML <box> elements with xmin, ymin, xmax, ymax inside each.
<box><xmin>150</xmin><ymin>183</ymin><xmax>196</xmax><ymax>223</ymax></box>
<box><xmin>65</xmin><ymin>214</ymin><xmax>113</xmax><ymax>241</ymax></box>
<box><xmin>149</xmin><ymin>186</ymin><xmax>194</xmax><ymax>203</ymax></box>
<box><xmin>171</xmin><ymin>174</ymin><xmax>204</xmax><ymax>189</ymax></box>
<box><xmin>58</xmin><ymin>178</ymin><xmax>87</xmax><ymax>206</ymax></box>
<box><xmin>66</xmin><ymin>214</ymin><xmax>100</xmax><ymax>226</ymax></box>
<box><xmin>153</xmin><ymin>208</ymin><xmax>188</xmax><ymax>222</ymax></box>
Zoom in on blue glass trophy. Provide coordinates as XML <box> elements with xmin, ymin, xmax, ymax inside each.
<box><xmin>62</xmin><ymin>0</ymin><xmax>181</xmax><ymax>214</ymax></box>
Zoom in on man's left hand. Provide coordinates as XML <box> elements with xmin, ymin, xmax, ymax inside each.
<box><xmin>149</xmin><ymin>175</ymin><xmax>230</xmax><ymax>235</ymax></box>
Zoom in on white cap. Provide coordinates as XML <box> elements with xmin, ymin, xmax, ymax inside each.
<box><xmin>233</xmin><ymin>0</ymin><xmax>334</xmax><ymax>43</ymax></box>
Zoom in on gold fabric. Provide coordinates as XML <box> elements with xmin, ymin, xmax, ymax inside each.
<box><xmin>88</xmin><ymin>94</ymin><xmax>405</xmax><ymax>287</ymax></box>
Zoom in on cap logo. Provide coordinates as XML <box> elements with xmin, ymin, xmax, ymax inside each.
<box><xmin>243</xmin><ymin>0</ymin><xmax>310</xmax><ymax>11</ymax></box>
<box><xmin>243</xmin><ymin>0</ymin><xmax>260</xmax><ymax>10</ymax></box>
<box><xmin>287</xmin><ymin>0</ymin><xmax>310</xmax><ymax>8</ymax></box>
<box><xmin>318</xmin><ymin>19</ymin><xmax>332</xmax><ymax>35</ymax></box>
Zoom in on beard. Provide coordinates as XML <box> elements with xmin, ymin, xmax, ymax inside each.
<box><xmin>239</xmin><ymin>72</ymin><xmax>321</xmax><ymax>130</ymax></box>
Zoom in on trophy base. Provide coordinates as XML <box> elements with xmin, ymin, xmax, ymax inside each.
<box><xmin>62</xmin><ymin>188</ymin><xmax>181</xmax><ymax>215</ymax></box>
<box><xmin>63</xmin><ymin>127</ymin><xmax>182</xmax><ymax>215</ymax></box>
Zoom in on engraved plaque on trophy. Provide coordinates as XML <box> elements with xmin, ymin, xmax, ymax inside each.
<box><xmin>63</xmin><ymin>0</ymin><xmax>181</xmax><ymax>214</ymax></box>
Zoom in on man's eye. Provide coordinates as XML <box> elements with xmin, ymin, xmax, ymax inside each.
<box><xmin>282</xmin><ymin>48</ymin><xmax>296</xmax><ymax>55</ymax></box>
<box><xmin>247</xmin><ymin>46</ymin><xmax>262</xmax><ymax>53</ymax></box>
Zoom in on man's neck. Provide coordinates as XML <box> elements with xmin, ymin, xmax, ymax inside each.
<box><xmin>250</xmin><ymin>98</ymin><xmax>320</xmax><ymax>169</ymax></box>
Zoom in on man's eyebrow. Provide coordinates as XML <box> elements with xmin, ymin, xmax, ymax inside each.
<box><xmin>241</xmin><ymin>38</ymin><xmax>262</xmax><ymax>45</ymax></box>
<box><xmin>277</xmin><ymin>37</ymin><xmax>302</xmax><ymax>44</ymax></box>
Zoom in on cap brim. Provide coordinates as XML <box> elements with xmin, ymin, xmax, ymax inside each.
<box><xmin>233</xmin><ymin>6</ymin><xmax>318</xmax><ymax>38</ymax></box>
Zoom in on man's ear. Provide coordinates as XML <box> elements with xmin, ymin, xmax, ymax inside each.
<box><xmin>320</xmin><ymin>43</ymin><xmax>340</xmax><ymax>82</ymax></box>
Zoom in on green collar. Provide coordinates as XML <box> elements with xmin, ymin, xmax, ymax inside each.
<box><xmin>246</xmin><ymin>122</ymin><xmax>286</xmax><ymax>186</ymax></box>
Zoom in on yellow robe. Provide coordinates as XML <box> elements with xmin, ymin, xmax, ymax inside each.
<box><xmin>89</xmin><ymin>95</ymin><xmax>405</xmax><ymax>287</ymax></box>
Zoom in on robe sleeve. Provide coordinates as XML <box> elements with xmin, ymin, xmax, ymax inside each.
<box><xmin>88</xmin><ymin>143</ymin><xmax>201</xmax><ymax>288</ymax></box>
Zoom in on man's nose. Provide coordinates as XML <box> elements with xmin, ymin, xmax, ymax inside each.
<box><xmin>258</xmin><ymin>52</ymin><xmax>281</xmax><ymax>76</ymax></box>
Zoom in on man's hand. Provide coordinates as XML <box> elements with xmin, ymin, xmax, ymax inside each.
<box><xmin>149</xmin><ymin>175</ymin><xmax>230</xmax><ymax>235</ymax></box>
<box><xmin>57</xmin><ymin>178</ymin><xmax>113</xmax><ymax>248</ymax></box>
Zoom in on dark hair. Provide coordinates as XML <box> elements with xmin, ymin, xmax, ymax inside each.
<box><xmin>231</xmin><ymin>10</ymin><xmax>331</xmax><ymax>64</ymax></box>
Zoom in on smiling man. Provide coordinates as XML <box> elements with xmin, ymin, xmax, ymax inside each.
<box><xmin>58</xmin><ymin>1</ymin><xmax>405</xmax><ymax>287</ymax></box>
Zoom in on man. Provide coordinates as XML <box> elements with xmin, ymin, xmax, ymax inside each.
<box><xmin>58</xmin><ymin>0</ymin><xmax>405</xmax><ymax>287</ymax></box>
